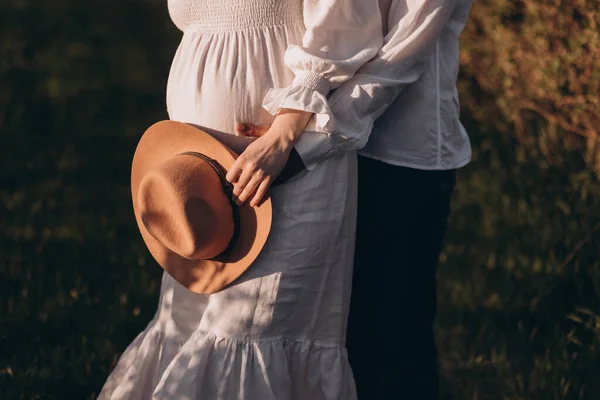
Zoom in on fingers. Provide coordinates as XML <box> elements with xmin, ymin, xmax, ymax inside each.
<box><xmin>236</xmin><ymin>174</ymin><xmax>263</xmax><ymax>206</ymax></box>
<box><xmin>227</xmin><ymin>159</ymin><xmax>270</xmax><ymax>207</ymax></box>
<box><xmin>226</xmin><ymin>158</ymin><xmax>243</xmax><ymax>184</ymax></box>
<box><xmin>235</xmin><ymin>123</ymin><xmax>253</xmax><ymax>136</ymax></box>
<box><xmin>225</xmin><ymin>134</ymin><xmax>274</xmax><ymax>207</ymax></box>
<box><xmin>235</xmin><ymin>123</ymin><xmax>271</xmax><ymax>137</ymax></box>
<box><xmin>232</xmin><ymin>167</ymin><xmax>253</xmax><ymax>202</ymax></box>
<box><xmin>250</xmin><ymin>179</ymin><xmax>271</xmax><ymax>207</ymax></box>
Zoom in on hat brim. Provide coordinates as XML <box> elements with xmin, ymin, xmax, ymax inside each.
<box><xmin>131</xmin><ymin>120</ymin><xmax>273</xmax><ymax>294</ymax></box>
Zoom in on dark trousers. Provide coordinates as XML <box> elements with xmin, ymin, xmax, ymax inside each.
<box><xmin>347</xmin><ymin>156</ymin><xmax>457</xmax><ymax>400</ymax></box>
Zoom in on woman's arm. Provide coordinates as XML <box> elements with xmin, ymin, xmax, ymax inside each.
<box><xmin>227</xmin><ymin>0</ymin><xmax>383</xmax><ymax>206</ymax></box>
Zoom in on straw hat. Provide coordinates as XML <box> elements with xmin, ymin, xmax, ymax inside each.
<box><xmin>131</xmin><ymin>121</ymin><xmax>272</xmax><ymax>294</ymax></box>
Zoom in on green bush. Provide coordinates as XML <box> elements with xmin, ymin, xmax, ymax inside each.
<box><xmin>458</xmin><ymin>0</ymin><xmax>600</xmax><ymax>176</ymax></box>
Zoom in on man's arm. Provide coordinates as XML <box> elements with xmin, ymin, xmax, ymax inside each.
<box><xmin>294</xmin><ymin>0</ymin><xmax>461</xmax><ymax>170</ymax></box>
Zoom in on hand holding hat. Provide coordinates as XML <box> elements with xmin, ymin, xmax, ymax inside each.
<box><xmin>226</xmin><ymin>109</ymin><xmax>311</xmax><ymax>207</ymax></box>
<box><xmin>131</xmin><ymin>121</ymin><xmax>273</xmax><ymax>294</ymax></box>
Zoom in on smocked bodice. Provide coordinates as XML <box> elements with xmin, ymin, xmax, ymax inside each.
<box><xmin>167</xmin><ymin>0</ymin><xmax>304</xmax><ymax>32</ymax></box>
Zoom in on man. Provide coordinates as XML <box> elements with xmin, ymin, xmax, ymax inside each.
<box><xmin>238</xmin><ymin>1</ymin><xmax>473</xmax><ymax>397</ymax></box>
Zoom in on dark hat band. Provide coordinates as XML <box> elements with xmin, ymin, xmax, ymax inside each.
<box><xmin>178</xmin><ymin>151</ymin><xmax>240</xmax><ymax>257</ymax></box>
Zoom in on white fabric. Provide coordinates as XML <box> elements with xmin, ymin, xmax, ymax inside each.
<box><xmin>294</xmin><ymin>0</ymin><xmax>473</xmax><ymax>171</ymax></box>
<box><xmin>262</xmin><ymin>0</ymin><xmax>382</xmax><ymax>133</ymax></box>
<box><xmin>99</xmin><ymin>0</ymin><xmax>380</xmax><ymax>399</ymax></box>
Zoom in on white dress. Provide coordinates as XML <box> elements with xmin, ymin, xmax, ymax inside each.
<box><xmin>99</xmin><ymin>1</ymin><xmax>382</xmax><ymax>399</ymax></box>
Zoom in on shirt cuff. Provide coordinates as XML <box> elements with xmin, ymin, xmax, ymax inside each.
<box><xmin>291</xmin><ymin>71</ymin><xmax>331</xmax><ymax>97</ymax></box>
<box><xmin>262</xmin><ymin>73</ymin><xmax>333</xmax><ymax>135</ymax></box>
<box><xmin>293</xmin><ymin>131</ymin><xmax>336</xmax><ymax>171</ymax></box>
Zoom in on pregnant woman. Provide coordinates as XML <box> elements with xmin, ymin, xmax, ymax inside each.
<box><xmin>98</xmin><ymin>1</ymin><xmax>382</xmax><ymax>399</ymax></box>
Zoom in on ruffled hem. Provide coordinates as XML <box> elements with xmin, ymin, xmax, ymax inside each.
<box><xmin>262</xmin><ymin>84</ymin><xmax>334</xmax><ymax>135</ymax></box>
<box><xmin>98</xmin><ymin>321</ymin><xmax>185</xmax><ymax>400</ymax></box>
<box><xmin>153</xmin><ymin>330</ymin><xmax>356</xmax><ymax>400</ymax></box>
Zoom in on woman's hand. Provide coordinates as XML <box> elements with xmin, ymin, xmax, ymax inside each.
<box><xmin>226</xmin><ymin>131</ymin><xmax>292</xmax><ymax>207</ymax></box>
<box><xmin>226</xmin><ymin>109</ymin><xmax>312</xmax><ymax>207</ymax></box>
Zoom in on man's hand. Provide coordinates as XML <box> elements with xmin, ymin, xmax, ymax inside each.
<box><xmin>236</xmin><ymin>123</ymin><xmax>271</xmax><ymax>138</ymax></box>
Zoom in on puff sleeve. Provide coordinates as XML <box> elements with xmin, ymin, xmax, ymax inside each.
<box><xmin>262</xmin><ymin>0</ymin><xmax>383</xmax><ymax>139</ymax></box>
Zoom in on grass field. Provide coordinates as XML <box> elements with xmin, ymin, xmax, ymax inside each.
<box><xmin>1</xmin><ymin>1</ymin><xmax>599</xmax><ymax>399</ymax></box>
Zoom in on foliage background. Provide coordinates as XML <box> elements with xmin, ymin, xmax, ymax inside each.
<box><xmin>1</xmin><ymin>1</ymin><xmax>599</xmax><ymax>399</ymax></box>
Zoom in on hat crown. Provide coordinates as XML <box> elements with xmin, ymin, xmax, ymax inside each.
<box><xmin>137</xmin><ymin>154</ymin><xmax>235</xmax><ymax>260</ymax></box>
<box><xmin>131</xmin><ymin>121</ymin><xmax>272</xmax><ymax>293</ymax></box>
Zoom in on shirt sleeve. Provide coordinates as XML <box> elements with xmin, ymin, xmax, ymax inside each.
<box><xmin>262</xmin><ymin>0</ymin><xmax>383</xmax><ymax>137</ymax></box>
<box><xmin>294</xmin><ymin>0</ymin><xmax>459</xmax><ymax>170</ymax></box>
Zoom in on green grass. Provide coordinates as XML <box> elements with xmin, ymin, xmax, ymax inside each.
<box><xmin>1</xmin><ymin>1</ymin><xmax>599</xmax><ymax>399</ymax></box>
